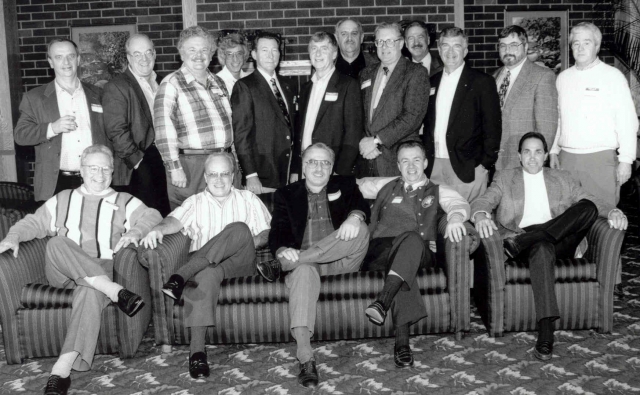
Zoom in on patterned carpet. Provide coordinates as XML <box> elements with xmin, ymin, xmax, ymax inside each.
<box><xmin>1</xmin><ymin>192</ymin><xmax>639</xmax><ymax>394</ymax></box>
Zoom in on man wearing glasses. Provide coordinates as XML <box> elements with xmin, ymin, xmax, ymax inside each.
<box><xmin>103</xmin><ymin>34</ymin><xmax>171</xmax><ymax>216</ymax></box>
<box><xmin>141</xmin><ymin>151</ymin><xmax>271</xmax><ymax>380</ymax></box>
<box><xmin>260</xmin><ymin>142</ymin><xmax>370</xmax><ymax>388</ymax></box>
<box><xmin>154</xmin><ymin>25</ymin><xmax>234</xmax><ymax>209</ymax></box>
<box><xmin>492</xmin><ymin>25</ymin><xmax>558</xmax><ymax>171</ymax></box>
<box><xmin>358</xmin><ymin>22</ymin><xmax>430</xmax><ymax>178</ymax></box>
<box><xmin>215</xmin><ymin>33</ymin><xmax>251</xmax><ymax>95</ymax></box>
<box><xmin>0</xmin><ymin>145</ymin><xmax>162</xmax><ymax>394</ymax></box>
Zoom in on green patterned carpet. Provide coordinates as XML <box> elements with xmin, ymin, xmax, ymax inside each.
<box><xmin>1</xmin><ymin>194</ymin><xmax>639</xmax><ymax>394</ymax></box>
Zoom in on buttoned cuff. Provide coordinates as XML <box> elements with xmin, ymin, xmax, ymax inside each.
<box><xmin>246</xmin><ymin>173</ymin><xmax>258</xmax><ymax>179</ymax></box>
<box><xmin>46</xmin><ymin>124</ymin><xmax>56</xmax><ymax>140</ymax></box>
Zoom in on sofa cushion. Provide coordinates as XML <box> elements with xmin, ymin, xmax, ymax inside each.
<box><xmin>506</xmin><ymin>258</ymin><xmax>597</xmax><ymax>284</ymax></box>
<box><xmin>20</xmin><ymin>283</ymin><xmax>73</xmax><ymax>309</ymax></box>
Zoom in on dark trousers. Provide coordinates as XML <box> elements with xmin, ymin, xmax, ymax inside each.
<box><xmin>129</xmin><ymin>145</ymin><xmax>171</xmax><ymax>217</ymax></box>
<box><xmin>361</xmin><ymin>231</ymin><xmax>435</xmax><ymax>326</ymax></box>
<box><xmin>517</xmin><ymin>199</ymin><xmax>598</xmax><ymax>321</ymax></box>
<box><xmin>53</xmin><ymin>173</ymin><xmax>83</xmax><ymax>196</ymax></box>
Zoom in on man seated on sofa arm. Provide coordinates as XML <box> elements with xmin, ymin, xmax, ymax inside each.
<box><xmin>140</xmin><ymin>151</ymin><xmax>271</xmax><ymax>380</ymax></box>
<box><xmin>258</xmin><ymin>142</ymin><xmax>371</xmax><ymax>388</ymax></box>
<box><xmin>0</xmin><ymin>144</ymin><xmax>161</xmax><ymax>395</ymax></box>
<box><xmin>361</xmin><ymin>140</ymin><xmax>469</xmax><ymax>369</ymax></box>
<box><xmin>470</xmin><ymin>131</ymin><xmax>627</xmax><ymax>362</ymax></box>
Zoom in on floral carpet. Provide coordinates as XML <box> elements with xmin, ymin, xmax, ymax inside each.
<box><xmin>1</xmin><ymin>196</ymin><xmax>639</xmax><ymax>394</ymax></box>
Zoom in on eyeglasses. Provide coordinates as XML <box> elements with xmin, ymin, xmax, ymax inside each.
<box><xmin>305</xmin><ymin>159</ymin><xmax>332</xmax><ymax>169</ymax></box>
<box><xmin>224</xmin><ymin>51</ymin><xmax>244</xmax><ymax>60</ymax></box>
<box><xmin>498</xmin><ymin>42</ymin><xmax>524</xmax><ymax>52</ymax></box>
<box><xmin>186</xmin><ymin>48</ymin><xmax>212</xmax><ymax>56</ymax></box>
<box><xmin>83</xmin><ymin>165</ymin><xmax>113</xmax><ymax>175</ymax></box>
<box><xmin>374</xmin><ymin>38</ymin><xmax>403</xmax><ymax>48</ymax></box>
<box><xmin>205</xmin><ymin>171</ymin><xmax>233</xmax><ymax>179</ymax></box>
<box><xmin>129</xmin><ymin>49</ymin><xmax>155</xmax><ymax>60</ymax></box>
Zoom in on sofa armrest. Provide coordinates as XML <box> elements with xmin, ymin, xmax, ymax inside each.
<box><xmin>474</xmin><ymin>230</ymin><xmax>507</xmax><ymax>337</ymax></box>
<box><xmin>0</xmin><ymin>237</ymin><xmax>49</xmax><ymax>364</ymax></box>
<box><xmin>137</xmin><ymin>232</ymin><xmax>191</xmax><ymax>346</ymax></box>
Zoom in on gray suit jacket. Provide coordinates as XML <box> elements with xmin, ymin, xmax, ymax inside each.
<box><xmin>14</xmin><ymin>81</ymin><xmax>107</xmax><ymax>201</ymax></box>
<box><xmin>360</xmin><ymin>56</ymin><xmax>430</xmax><ymax>176</ymax></box>
<box><xmin>493</xmin><ymin>60</ymin><xmax>558</xmax><ymax>170</ymax></box>
<box><xmin>471</xmin><ymin>168</ymin><xmax>614</xmax><ymax>237</ymax></box>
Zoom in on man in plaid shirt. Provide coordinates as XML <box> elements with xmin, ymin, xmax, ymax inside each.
<box><xmin>154</xmin><ymin>25</ymin><xmax>234</xmax><ymax>209</ymax></box>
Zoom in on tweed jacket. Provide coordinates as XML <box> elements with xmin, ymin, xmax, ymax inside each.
<box><xmin>293</xmin><ymin>70</ymin><xmax>363</xmax><ymax>176</ymax></box>
<box><xmin>103</xmin><ymin>68</ymin><xmax>162</xmax><ymax>185</ymax></box>
<box><xmin>269</xmin><ymin>175</ymin><xmax>370</xmax><ymax>254</ymax></box>
<box><xmin>470</xmin><ymin>168</ymin><xmax>615</xmax><ymax>237</ymax></box>
<box><xmin>231</xmin><ymin>71</ymin><xmax>295</xmax><ymax>189</ymax></box>
<box><xmin>360</xmin><ymin>56</ymin><xmax>430</xmax><ymax>177</ymax></box>
<box><xmin>492</xmin><ymin>60</ymin><xmax>558</xmax><ymax>170</ymax></box>
<box><xmin>14</xmin><ymin>81</ymin><xmax>107</xmax><ymax>201</ymax></box>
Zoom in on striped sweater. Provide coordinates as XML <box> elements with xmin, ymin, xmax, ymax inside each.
<box><xmin>7</xmin><ymin>186</ymin><xmax>162</xmax><ymax>259</ymax></box>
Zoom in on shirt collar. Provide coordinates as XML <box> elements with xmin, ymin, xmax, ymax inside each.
<box><xmin>576</xmin><ymin>57</ymin><xmax>601</xmax><ymax>71</ymax></box>
<box><xmin>381</xmin><ymin>57</ymin><xmax>401</xmax><ymax>75</ymax></box>
<box><xmin>128</xmin><ymin>65</ymin><xmax>157</xmax><ymax>84</ymax></box>
<box><xmin>414</xmin><ymin>52</ymin><xmax>432</xmax><ymax>69</ymax></box>
<box><xmin>55</xmin><ymin>78</ymin><xmax>83</xmax><ymax>95</ymax></box>
<box><xmin>306</xmin><ymin>184</ymin><xmax>328</xmax><ymax>196</ymax></box>
<box><xmin>257</xmin><ymin>66</ymin><xmax>277</xmax><ymax>83</ymax></box>
<box><xmin>204</xmin><ymin>186</ymin><xmax>235</xmax><ymax>205</ymax></box>
<box><xmin>443</xmin><ymin>61</ymin><xmax>465</xmax><ymax>78</ymax></box>
<box><xmin>404</xmin><ymin>174</ymin><xmax>428</xmax><ymax>191</ymax></box>
<box><xmin>522</xmin><ymin>168</ymin><xmax>544</xmax><ymax>179</ymax></box>
<box><xmin>80</xmin><ymin>185</ymin><xmax>114</xmax><ymax>197</ymax></box>
<box><xmin>311</xmin><ymin>66</ymin><xmax>335</xmax><ymax>83</ymax></box>
<box><xmin>180</xmin><ymin>65</ymin><xmax>215</xmax><ymax>85</ymax></box>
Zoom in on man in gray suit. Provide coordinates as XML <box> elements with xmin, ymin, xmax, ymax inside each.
<box><xmin>358</xmin><ymin>22</ymin><xmax>430</xmax><ymax>177</ymax></box>
<box><xmin>493</xmin><ymin>25</ymin><xmax>558</xmax><ymax>171</ymax></box>
<box><xmin>471</xmin><ymin>132</ymin><xmax>627</xmax><ymax>361</ymax></box>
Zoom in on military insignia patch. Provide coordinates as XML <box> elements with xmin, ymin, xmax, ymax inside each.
<box><xmin>421</xmin><ymin>195</ymin><xmax>435</xmax><ymax>208</ymax></box>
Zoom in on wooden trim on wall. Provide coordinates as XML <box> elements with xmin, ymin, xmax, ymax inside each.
<box><xmin>455</xmin><ymin>0</ymin><xmax>464</xmax><ymax>29</ymax></box>
<box><xmin>182</xmin><ymin>0</ymin><xmax>197</xmax><ymax>29</ymax></box>
<box><xmin>0</xmin><ymin>0</ymin><xmax>20</xmax><ymax>182</ymax></box>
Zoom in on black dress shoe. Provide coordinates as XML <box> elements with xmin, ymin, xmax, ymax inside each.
<box><xmin>394</xmin><ymin>345</ymin><xmax>414</xmax><ymax>368</ymax></box>
<box><xmin>44</xmin><ymin>375</ymin><xmax>71</xmax><ymax>395</ymax></box>
<box><xmin>257</xmin><ymin>259</ymin><xmax>281</xmax><ymax>282</ymax></box>
<box><xmin>533</xmin><ymin>339</ymin><xmax>553</xmax><ymax>361</ymax></box>
<box><xmin>162</xmin><ymin>274</ymin><xmax>185</xmax><ymax>300</ymax></box>
<box><xmin>298</xmin><ymin>359</ymin><xmax>319</xmax><ymax>388</ymax></box>
<box><xmin>365</xmin><ymin>301</ymin><xmax>386</xmax><ymax>326</ymax></box>
<box><xmin>189</xmin><ymin>351</ymin><xmax>210</xmax><ymax>379</ymax></box>
<box><xmin>503</xmin><ymin>237</ymin><xmax>521</xmax><ymax>259</ymax></box>
<box><xmin>116</xmin><ymin>289</ymin><xmax>144</xmax><ymax>317</ymax></box>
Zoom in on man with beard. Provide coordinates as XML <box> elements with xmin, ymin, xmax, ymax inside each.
<box><xmin>404</xmin><ymin>20</ymin><xmax>442</xmax><ymax>76</ymax></box>
<box><xmin>493</xmin><ymin>25</ymin><xmax>558</xmax><ymax>171</ymax></box>
<box><xmin>334</xmin><ymin>18</ymin><xmax>379</xmax><ymax>79</ymax></box>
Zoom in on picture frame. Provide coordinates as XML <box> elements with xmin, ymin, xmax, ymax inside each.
<box><xmin>504</xmin><ymin>10</ymin><xmax>569</xmax><ymax>74</ymax></box>
<box><xmin>71</xmin><ymin>24</ymin><xmax>136</xmax><ymax>87</ymax></box>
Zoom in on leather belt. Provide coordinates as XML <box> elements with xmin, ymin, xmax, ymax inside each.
<box><xmin>59</xmin><ymin>170</ymin><xmax>81</xmax><ymax>177</ymax></box>
<box><xmin>179</xmin><ymin>147</ymin><xmax>231</xmax><ymax>155</ymax></box>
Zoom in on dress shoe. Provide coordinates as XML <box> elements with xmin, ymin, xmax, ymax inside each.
<box><xmin>116</xmin><ymin>289</ymin><xmax>144</xmax><ymax>317</ymax></box>
<box><xmin>503</xmin><ymin>237</ymin><xmax>522</xmax><ymax>259</ymax></box>
<box><xmin>44</xmin><ymin>374</ymin><xmax>71</xmax><ymax>395</ymax></box>
<box><xmin>298</xmin><ymin>359</ymin><xmax>319</xmax><ymax>388</ymax></box>
<box><xmin>162</xmin><ymin>274</ymin><xmax>185</xmax><ymax>300</ymax></box>
<box><xmin>365</xmin><ymin>301</ymin><xmax>386</xmax><ymax>326</ymax></box>
<box><xmin>257</xmin><ymin>259</ymin><xmax>281</xmax><ymax>282</ymax></box>
<box><xmin>189</xmin><ymin>351</ymin><xmax>210</xmax><ymax>379</ymax></box>
<box><xmin>394</xmin><ymin>345</ymin><xmax>414</xmax><ymax>368</ymax></box>
<box><xmin>533</xmin><ymin>339</ymin><xmax>553</xmax><ymax>361</ymax></box>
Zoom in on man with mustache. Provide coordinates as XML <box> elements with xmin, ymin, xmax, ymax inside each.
<box><xmin>154</xmin><ymin>25</ymin><xmax>234</xmax><ymax>209</ymax></box>
<box><xmin>493</xmin><ymin>25</ymin><xmax>558</xmax><ymax>171</ymax></box>
<box><xmin>404</xmin><ymin>20</ymin><xmax>442</xmax><ymax>77</ymax></box>
<box><xmin>334</xmin><ymin>18</ymin><xmax>379</xmax><ymax>79</ymax></box>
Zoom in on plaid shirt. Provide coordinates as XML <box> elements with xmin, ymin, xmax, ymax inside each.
<box><xmin>154</xmin><ymin>66</ymin><xmax>233</xmax><ymax>171</ymax></box>
<box><xmin>301</xmin><ymin>187</ymin><xmax>335</xmax><ymax>250</ymax></box>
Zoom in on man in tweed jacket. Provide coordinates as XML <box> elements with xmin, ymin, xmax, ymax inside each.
<box><xmin>471</xmin><ymin>132</ymin><xmax>627</xmax><ymax>362</ymax></box>
<box><xmin>493</xmin><ymin>25</ymin><xmax>558</xmax><ymax>171</ymax></box>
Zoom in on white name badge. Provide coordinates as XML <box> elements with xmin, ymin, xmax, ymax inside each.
<box><xmin>392</xmin><ymin>196</ymin><xmax>403</xmax><ymax>204</ymax></box>
<box><xmin>103</xmin><ymin>201</ymin><xmax>119</xmax><ymax>211</ymax></box>
<box><xmin>91</xmin><ymin>104</ymin><xmax>103</xmax><ymax>113</ymax></box>
<box><xmin>328</xmin><ymin>190</ymin><xmax>341</xmax><ymax>201</ymax></box>
<box><xmin>361</xmin><ymin>79</ymin><xmax>372</xmax><ymax>89</ymax></box>
<box><xmin>430</xmin><ymin>87</ymin><xmax>436</xmax><ymax>96</ymax></box>
<box><xmin>325</xmin><ymin>92</ymin><xmax>338</xmax><ymax>101</ymax></box>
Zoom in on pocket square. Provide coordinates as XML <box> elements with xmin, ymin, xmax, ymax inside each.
<box><xmin>361</xmin><ymin>79</ymin><xmax>372</xmax><ymax>89</ymax></box>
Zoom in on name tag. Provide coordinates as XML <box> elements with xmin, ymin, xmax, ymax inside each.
<box><xmin>430</xmin><ymin>87</ymin><xmax>436</xmax><ymax>96</ymax></box>
<box><xmin>586</xmin><ymin>87</ymin><xmax>599</xmax><ymax>91</ymax></box>
<box><xmin>328</xmin><ymin>190</ymin><xmax>341</xmax><ymax>201</ymax></box>
<box><xmin>392</xmin><ymin>196</ymin><xmax>403</xmax><ymax>204</ymax></box>
<box><xmin>361</xmin><ymin>79</ymin><xmax>372</xmax><ymax>89</ymax></box>
<box><xmin>103</xmin><ymin>201</ymin><xmax>119</xmax><ymax>211</ymax></box>
<box><xmin>91</xmin><ymin>104</ymin><xmax>103</xmax><ymax>113</ymax></box>
<box><xmin>325</xmin><ymin>92</ymin><xmax>338</xmax><ymax>102</ymax></box>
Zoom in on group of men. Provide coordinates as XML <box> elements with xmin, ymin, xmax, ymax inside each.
<box><xmin>1</xmin><ymin>15</ymin><xmax>636</xmax><ymax>394</ymax></box>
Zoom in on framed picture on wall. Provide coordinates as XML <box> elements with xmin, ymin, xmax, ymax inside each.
<box><xmin>505</xmin><ymin>10</ymin><xmax>569</xmax><ymax>74</ymax></box>
<box><xmin>71</xmin><ymin>24</ymin><xmax>136</xmax><ymax>87</ymax></box>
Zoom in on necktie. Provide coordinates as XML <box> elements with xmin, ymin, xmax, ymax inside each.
<box><xmin>498</xmin><ymin>70</ymin><xmax>510</xmax><ymax>108</ymax></box>
<box><xmin>371</xmin><ymin>66</ymin><xmax>389</xmax><ymax>116</ymax></box>
<box><xmin>270</xmin><ymin>78</ymin><xmax>291</xmax><ymax>127</ymax></box>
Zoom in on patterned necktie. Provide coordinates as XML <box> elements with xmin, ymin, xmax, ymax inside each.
<box><xmin>270</xmin><ymin>78</ymin><xmax>291</xmax><ymax>127</ymax></box>
<box><xmin>498</xmin><ymin>70</ymin><xmax>510</xmax><ymax>108</ymax></box>
<box><xmin>371</xmin><ymin>67</ymin><xmax>389</xmax><ymax>118</ymax></box>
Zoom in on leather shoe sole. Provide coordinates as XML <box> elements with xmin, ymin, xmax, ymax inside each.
<box><xmin>394</xmin><ymin>345</ymin><xmax>414</xmax><ymax>368</ymax></box>
<box><xmin>44</xmin><ymin>374</ymin><xmax>71</xmax><ymax>395</ymax></box>
<box><xmin>116</xmin><ymin>289</ymin><xmax>145</xmax><ymax>317</ymax></box>
<box><xmin>162</xmin><ymin>274</ymin><xmax>185</xmax><ymax>301</ymax></box>
<box><xmin>189</xmin><ymin>351</ymin><xmax>210</xmax><ymax>379</ymax></box>
<box><xmin>257</xmin><ymin>260</ymin><xmax>280</xmax><ymax>282</ymax></box>
<box><xmin>503</xmin><ymin>237</ymin><xmax>521</xmax><ymax>260</ymax></box>
<box><xmin>533</xmin><ymin>340</ymin><xmax>553</xmax><ymax>361</ymax></box>
<box><xmin>365</xmin><ymin>301</ymin><xmax>386</xmax><ymax>326</ymax></box>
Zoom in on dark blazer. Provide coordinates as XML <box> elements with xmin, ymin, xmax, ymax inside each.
<box><xmin>293</xmin><ymin>70</ymin><xmax>363</xmax><ymax>176</ymax></box>
<box><xmin>102</xmin><ymin>68</ymin><xmax>161</xmax><ymax>185</ymax></box>
<box><xmin>360</xmin><ymin>56</ymin><xmax>430</xmax><ymax>177</ymax></box>
<box><xmin>14</xmin><ymin>81</ymin><xmax>107</xmax><ymax>201</ymax></box>
<box><xmin>231</xmin><ymin>71</ymin><xmax>295</xmax><ymax>189</ymax></box>
<box><xmin>423</xmin><ymin>64</ymin><xmax>502</xmax><ymax>183</ymax></box>
<box><xmin>269</xmin><ymin>175</ymin><xmax>371</xmax><ymax>254</ymax></box>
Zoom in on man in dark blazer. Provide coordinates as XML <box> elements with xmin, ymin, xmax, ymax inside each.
<box><xmin>103</xmin><ymin>34</ymin><xmax>170</xmax><ymax>216</ymax></box>
<box><xmin>261</xmin><ymin>142</ymin><xmax>370</xmax><ymax>388</ymax></box>
<box><xmin>334</xmin><ymin>18</ymin><xmax>379</xmax><ymax>79</ymax></box>
<box><xmin>493</xmin><ymin>25</ymin><xmax>558</xmax><ymax>171</ymax></box>
<box><xmin>424</xmin><ymin>27</ymin><xmax>501</xmax><ymax>203</ymax></box>
<box><xmin>14</xmin><ymin>39</ymin><xmax>107</xmax><ymax>202</ymax></box>
<box><xmin>232</xmin><ymin>32</ymin><xmax>295</xmax><ymax>195</ymax></box>
<box><xmin>404</xmin><ymin>20</ymin><xmax>443</xmax><ymax>77</ymax></box>
<box><xmin>471</xmin><ymin>132</ymin><xmax>628</xmax><ymax>361</ymax></box>
<box><xmin>291</xmin><ymin>31</ymin><xmax>363</xmax><ymax>179</ymax></box>
<box><xmin>359</xmin><ymin>22</ymin><xmax>430</xmax><ymax>178</ymax></box>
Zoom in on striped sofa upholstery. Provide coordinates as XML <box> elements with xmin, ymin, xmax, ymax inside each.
<box><xmin>0</xmin><ymin>182</ymin><xmax>38</xmax><ymax>240</ymax></box>
<box><xmin>473</xmin><ymin>217</ymin><xmax>625</xmax><ymax>337</ymax></box>
<box><xmin>0</xmin><ymin>237</ymin><xmax>152</xmax><ymax>364</ymax></box>
<box><xmin>137</xmin><ymin>215</ymin><xmax>479</xmax><ymax>347</ymax></box>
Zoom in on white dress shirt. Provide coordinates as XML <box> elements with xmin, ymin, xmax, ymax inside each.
<box><xmin>519</xmin><ymin>169</ymin><xmax>552</xmax><ymax>228</ymax></box>
<box><xmin>434</xmin><ymin>62</ymin><xmax>465</xmax><ymax>158</ymax></box>
<box><xmin>302</xmin><ymin>67</ymin><xmax>335</xmax><ymax>151</ymax></box>
<box><xmin>256</xmin><ymin>66</ymin><xmax>289</xmax><ymax>112</ymax></box>
<box><xmin>130</xmin><ymin>65</ymin><xmax>159</xmax><ymax>113</ymax></box>
<box><xmin>414</xmin><ymin>52</ymin><xmax>433</xmax><ymax>74</ymax></box>
<box><xmin>216</xmin><ymin>66</ymin><xmax>250</xmax><ymax>95</ymax></box>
